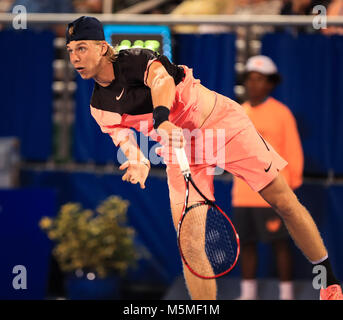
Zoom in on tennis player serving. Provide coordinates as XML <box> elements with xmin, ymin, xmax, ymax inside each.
<box><xmin>66</xmin><ymin>16</ymin><xmax>342</xmax><ymax>300</ymax></box>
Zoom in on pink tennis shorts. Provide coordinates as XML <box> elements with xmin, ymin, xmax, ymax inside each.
<box><xmin>165</xmin><ymin>93</ymin><xmax>288</xmax><ymax>205</ymax></box>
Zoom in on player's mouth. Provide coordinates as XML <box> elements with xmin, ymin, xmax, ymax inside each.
<box><xmin>75</xmin><ymin>67</ymin><xmax>85</xmax><ymax>73</ymax></box>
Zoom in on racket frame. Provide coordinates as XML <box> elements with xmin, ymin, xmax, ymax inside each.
<box><xmin>176</xmin><ymin>164</ymin><xmax>240</xmax><ymax>280</ymax></box>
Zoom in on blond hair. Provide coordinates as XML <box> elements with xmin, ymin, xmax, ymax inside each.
<box><xmin>93</xmin><ymin>40</ymin><xmax>118</xmax><ymax>63</ymax></box>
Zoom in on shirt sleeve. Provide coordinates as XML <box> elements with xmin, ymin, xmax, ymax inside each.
<box><xmin>90</xmin><ymin>105</ymin><xmax>133</xmax><ymax>147</ymax></box>
<box><xmin>282</xmin><ymin>108</ymin><xmax>304</xmax><ymax>190</ymax></box>
<box><xmin>117</xmin><ymin>48</ymin><xmax>186</xmax><ymax>86</ymax></box>
<box><xmin>117</xmin><ymin>48</ymin><xmax>158</xmax><ymax>85</ymax></box>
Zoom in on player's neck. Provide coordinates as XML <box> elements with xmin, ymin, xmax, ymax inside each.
<box><xmin>93</xmin><ymin>59</ymin><xmax>114</xmax><ymax>87</ymax></box>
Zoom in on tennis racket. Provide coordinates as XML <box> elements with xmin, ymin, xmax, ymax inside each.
<box><xmin>174</xmin><ymin>147</ymin><xmax>240</xmax><ymax>279</ymax></box>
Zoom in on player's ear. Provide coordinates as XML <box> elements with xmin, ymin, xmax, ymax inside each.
<box><xmin>101</xmin><ymin>42</ymin><xmax>109</xmax><ymax>56</ymax></box>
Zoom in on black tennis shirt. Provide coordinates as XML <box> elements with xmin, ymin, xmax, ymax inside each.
<box><xmin>90</xmin><ymin>48</ymin><xmax>185</xmax><ymax>116</ymax></box>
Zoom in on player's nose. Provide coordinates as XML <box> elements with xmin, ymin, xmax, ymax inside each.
<box><xmin>70</xmin><ymin>52</ymin><xmax>80</xmax><ymax>64</ymax></box>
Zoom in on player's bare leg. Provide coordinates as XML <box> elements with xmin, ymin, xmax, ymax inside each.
<box><xmin>171</xmin><ymin>203</ymin><xmax>217</xmax><ymax>300</ymax></box>
<box><xmin>259</xmin><ymin>174</ymin><xmax>327</xmax><ymax>262</ymax></box>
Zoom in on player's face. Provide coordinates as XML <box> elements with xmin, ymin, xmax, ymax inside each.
<box><xmin>244</xmin><ymin>72</ymin><xmax>274</xmax><ymax>101</ymax></box>
<box><xmin>66</xmin><ymin>40</ymin><xmax>104</xmax><ymax>79</ymax></box>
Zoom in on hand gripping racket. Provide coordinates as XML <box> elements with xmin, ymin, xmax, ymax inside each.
<box><xmin>174</xmin><ymin>147</ymin><xmax>240</xmax><ymax>279</ymax></box>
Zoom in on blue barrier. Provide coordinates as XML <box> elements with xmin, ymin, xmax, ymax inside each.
<box><xmin>0</xmin><ymin>188</ymin><xmax>56</xmax><ymax>299</ymax></box>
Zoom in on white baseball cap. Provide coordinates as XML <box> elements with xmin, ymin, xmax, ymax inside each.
<box><xmin>245</xmin><ymin>55</ymin><xmax>278</xmax><ymax>75</ymax></box>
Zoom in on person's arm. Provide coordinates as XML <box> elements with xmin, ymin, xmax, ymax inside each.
<box><xmin>118</xmin><ymin>134</ymin><xmax>149</xmax><ymax>165</ymax></box>
<box><xmin>90</xmin><ymin>105</ymin><xmax>150</xmax><ymax>189</ymax></box>
<box><xmin>145</xmin><ymin>61</ymin><xmax>185</xmax><ymax>148</ymax></box>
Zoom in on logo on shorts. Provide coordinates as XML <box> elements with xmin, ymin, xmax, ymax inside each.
<box><xmin>264</xmin><ymin>161</ymin><xmax>272</xmax><ymax>172</ymax></box>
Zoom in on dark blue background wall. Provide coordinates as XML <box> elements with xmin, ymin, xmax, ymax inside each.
<box><xmin>0</xmin><ymin>30</ymin><xmax>54</xmax><ymax>161</ymax></box>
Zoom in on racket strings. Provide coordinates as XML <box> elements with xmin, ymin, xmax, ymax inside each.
<box><xmin>205</xmin><ymin>207</ymin><xmax>237</xmax><ymax>274</ymax></box>
<box><xmin>179</xmin><ymin>203</ymin><xmax>238</xmax><ymax>278</ymax></box>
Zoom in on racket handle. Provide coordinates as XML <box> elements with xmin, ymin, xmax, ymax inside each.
<box><xmin>174</xmin><ymin>147</ymin><xmax>191</xmax><ymax>176</ymax></box>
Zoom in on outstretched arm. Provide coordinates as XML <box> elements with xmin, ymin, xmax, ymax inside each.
<box><xmin>90</xmin><ymin>106</ymin><xmax>150</xmax><ymax>189</ymax></box>
<box><xmin>146</xmin><ymin>61</ymin><xmax>185</xmax><ymax>148</ymax></box>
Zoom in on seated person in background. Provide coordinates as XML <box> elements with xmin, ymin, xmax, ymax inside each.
<box><xmin>0</xmin><ymin>0</ymin><xmax>14</xmax><ymax>13</ymax></box>
<box><xmin>0</xmin><ymin>0</ymin><xmax>14</xmax><ymax>30</ymax></box>
<box><xmin>234</xmin><ymin>0</ymin><xmax>284</xmax><ymax>40</ymax></box>
<box><xmin>322</xmin><ymin>0</ymin><xmax>343</xmax><ymax>35</ymax></box>
<box><xmin>235</xmin><ymin>0</ymin><xmax>283</xmax><ymax>15</ymax></box>
<box><xmin>73</xmin><ymin>0</ymin><xmax>103</xmax><ymax>13</ymax></box>
<box><xmin>280</xmin><ymin>0</ymin><xmax>331</xmax><ymax>33</ymax></box>
<box><xmin>8</xmin><ymin>0</ymin><xmax>75</xmax><ymax>36</ymax></box>
<box><xmin>280</xmin><ymin>0</ymin><xmax>331</xmax><ymax>15</ymax></box>
<box><xmin>8</xmin><ymin>0</ymin><xmax>103</xmax><ymax>36</ymax></box>
<box><xmin>171</xmin><ymin>0</ymin><xmax>235</xmax><ymax>33</ymax></box>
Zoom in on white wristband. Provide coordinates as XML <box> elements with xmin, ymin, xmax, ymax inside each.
<box><xmin>140</xmin><ymin>158</ymin><xmax>150</xmax><ymax>168</ymax></box>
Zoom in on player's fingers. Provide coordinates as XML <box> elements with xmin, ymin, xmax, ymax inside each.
<box><xmin>122</xmin><ymin>173</ymin><xmax>131</xmax><ymax>182</ymax></box>
<box><xmin>139</xmin><ymin>181</ymin><xmax>146</xmax><ymax>189</ymax></box>
<box><xmin>119</xmin><ymin>161</ymin><xmax>129</xmax><ymax>171</ymax></box>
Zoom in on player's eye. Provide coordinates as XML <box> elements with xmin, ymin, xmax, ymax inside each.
<box><xmin>78</xmin><ymin>47</ymin><xmax>86</xmax><ymax>52</ymax></box>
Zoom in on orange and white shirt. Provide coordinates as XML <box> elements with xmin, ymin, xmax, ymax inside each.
<box><xmin>89</xmin><ymin>48</ymin><xmax>211</xmax><ymax>149</ymax></box>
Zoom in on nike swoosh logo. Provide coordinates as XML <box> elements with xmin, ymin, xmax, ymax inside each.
<box><xmin>116</xmin><ymin>88</ymin><xmax>124</xmax><ymax>101</ymax></box>
<box><xmin>264</xmin><ymin>161</ymin><xmax>272</xmax><ymax>172</ymax></box>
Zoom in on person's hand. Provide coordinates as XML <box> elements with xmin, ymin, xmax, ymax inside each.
<box><xmin>119</xmin><ymin>159</ymin><xmax>150</xmax><ymax>189</ymax></box>
<box><xmin>157</xmin><ymin>121</ymin><xmax>185</xmax><ymax>149</ymax></box>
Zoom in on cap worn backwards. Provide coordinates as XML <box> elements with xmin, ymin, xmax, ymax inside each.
<box><xmin>245</xmin><ymin>55</ymin><xmax>278</xmax><ymax>76</ymax></box>
<box><xmin>66</xmin><ymin>16</ymin><xmax>105</xmax><ymax>44</ymax></box>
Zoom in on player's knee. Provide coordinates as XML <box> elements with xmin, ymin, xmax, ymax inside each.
<box><xmin>182</xmin><ymin>239</ymin><xmax>207</xmax><ymax>259</ymax></box>
<box><xmin>259</xmin><ymin>175</ymin><xmax>298</xmax><ymax>220</ymax></box>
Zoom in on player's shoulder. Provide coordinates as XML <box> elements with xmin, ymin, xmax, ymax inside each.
<box><xmin>117</xmin><ymin>48</ymin><xmax>158</xmax><ymax>60</ymax></box>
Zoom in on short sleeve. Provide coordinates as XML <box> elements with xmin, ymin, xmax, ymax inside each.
<box><xmin>90</xmin><ymin>105</ymin><xmax>132</xmax><ymax>147</ymax></box>
<box><xmin>116</xmin><ymin>48</ymin><xmax>158</xmax><ymax>85</ymax></box>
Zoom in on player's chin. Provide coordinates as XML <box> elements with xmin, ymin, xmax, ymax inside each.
<box><xmin>77</xmin><ymin>69</ymin><xmax>93</xmax><ymax>79</ymax></box>
<box><xmin>78</xmin><ymin>72</ymin><xmax>91</xmax><ymax>79</ymax></box>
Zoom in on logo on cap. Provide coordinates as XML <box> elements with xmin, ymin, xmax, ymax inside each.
<box><xmin>68</xmin><ymin>26</ymin><xmax>74</xmax><ymax>36</ymax></box>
